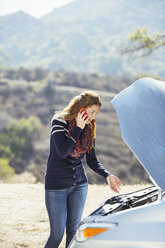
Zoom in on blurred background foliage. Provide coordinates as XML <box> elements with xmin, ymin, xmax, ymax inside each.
<box><xmin>0</xmin><ymin>116</ymin><xmax>42</xmax><ymax>179</ymax></box>
<box><xmin>121</xmin><ymin>27</ymin><xmax>165</xmax><ymax>58</ymax></box>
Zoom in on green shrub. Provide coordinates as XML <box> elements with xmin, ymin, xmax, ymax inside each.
<box><xmin>0</xmin><ymin>158</ymin><xmax>15</xmax><ymax>179</ymax></box>
<box><xmin>0</xmin><ymin>143</ymin><xmax>13</xmax><ymax>159</ymax></box>
<box><xmin>0</xmin><ymin>116</ymin><xmax>42</xmax><ymax>173</ymax></box>
<box><xmin>5</xmin><ymin>116</ymin><xmax>42</xmax><ymax>159</ymax></box>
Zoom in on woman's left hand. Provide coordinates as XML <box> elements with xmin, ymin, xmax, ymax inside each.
<box><xmin>106</xmin><ymin>175</ymin><xmax>122</xmax><ymax>193</ymax></box>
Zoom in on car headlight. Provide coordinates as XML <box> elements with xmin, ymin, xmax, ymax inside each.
<box><xmin>76</xmin><ymin>222</ymin><xmax>118</xmax><ymax>242</ymax></box>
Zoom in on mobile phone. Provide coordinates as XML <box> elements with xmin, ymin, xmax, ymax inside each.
<box><xmin>80</xmin><ymin>107</ymin><xmax>88</xmax><ymax>120</ymax></box>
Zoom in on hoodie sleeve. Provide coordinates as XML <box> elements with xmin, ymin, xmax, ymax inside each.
<box><xmin>86</xmin><ymin>138</ymin><xmax>111</xmax><ymax>178</ymax></box>
<box><xmin>51</xmin><ymin>118</ymin><xmax>82</xmax><ymax>158</ymax></box>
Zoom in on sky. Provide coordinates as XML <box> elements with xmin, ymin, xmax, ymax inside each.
<box><xmin>0</xmin><ymin>0</ymin><xmax>75</xmax><ymax>18</ymax></box>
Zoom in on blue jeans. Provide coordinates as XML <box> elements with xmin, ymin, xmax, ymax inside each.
<box><xmin>44</xmin><ymin>182</ymin><xmax>88</xmax><ymax>248</ymax></box>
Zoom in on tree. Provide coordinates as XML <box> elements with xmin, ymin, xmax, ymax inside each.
<box><xmin>0</xmin><ymin>158</ymin><xmax>15</xmax><ymax>179</ymax></box>
<box><xmin>121</xmin><ymin>28</ymin><xmax>165</xmax><ymax>58</ymax></box>
<box><xmin>0</xmin><ymin>116</ymin><xmax>42</xmax><ymax>175</ymax></box>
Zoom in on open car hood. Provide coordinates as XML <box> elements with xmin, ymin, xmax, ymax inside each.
<box><xmin>112</xmin><ymin>77</ymin><xmax>165</xmax><ymax>191</ymax></box>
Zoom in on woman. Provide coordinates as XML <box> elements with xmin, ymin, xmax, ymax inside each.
<box><xmin>44</xmin><ymin>91</ymin><xmax>122</xmax><ymax>248</ymax></box>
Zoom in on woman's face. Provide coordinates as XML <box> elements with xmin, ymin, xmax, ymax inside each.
<box><xmin>85</xmin><ymin>104</ymin><xmax>100</xmax><ymax>124</ymax></box>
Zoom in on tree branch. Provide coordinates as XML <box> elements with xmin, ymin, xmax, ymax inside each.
<box><xmin>120</xmin><ymin>28</ymin><xmax>165</xmax><ymax>58</ymax></box>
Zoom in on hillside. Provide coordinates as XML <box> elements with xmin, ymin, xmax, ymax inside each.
<box><xmin>0</xmin><ymin>68</ymin><xmax>151</xmax><ymax>184</ymax></box>
<box><xmin>0</xmin><ymin>0</ymin><xmax>164</xmax><ymax>76</ymax></box>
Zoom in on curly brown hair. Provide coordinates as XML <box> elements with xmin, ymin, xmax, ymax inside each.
<box><xmin>55</xmin><ymin>91</ymin><xmax>101</xmax><ymax>149</ymax></box>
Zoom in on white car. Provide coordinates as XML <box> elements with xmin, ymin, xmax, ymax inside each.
<box><xmin>69</xmin><ymin>78</ymin><xmax>165</xmax><ymax>248</ymax></box>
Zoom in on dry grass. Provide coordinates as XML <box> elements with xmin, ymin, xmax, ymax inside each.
<box><xmin>0</xmin><ymin>183</ymin><xmax>151</xmax><ymax>248</ymax></box>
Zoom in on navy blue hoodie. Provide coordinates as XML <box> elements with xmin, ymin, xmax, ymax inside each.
<box><xmin>45</xmin><ymin>116</ymin><xmax>111</xmax><ymax>189</ymax></box>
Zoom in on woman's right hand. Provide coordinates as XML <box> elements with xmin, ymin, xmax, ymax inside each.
<box><xmin>106</xmin><ymin>175</ymin><xmax>122</xmax><ymax>193</ymax></box>
<box><xmin>76</xmin><ymin>110</ymin><xmax>88</xmax><ymax>129</ymax></box>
